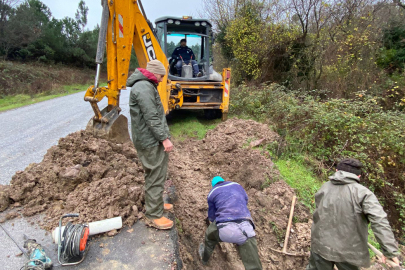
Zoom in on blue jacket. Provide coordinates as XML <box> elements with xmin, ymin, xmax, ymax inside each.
<box><xmin>207</xmin><ymin>181</ymin><xmax>254</xmax><ymax>225</ymax></box>
<box><xmin>171</xmin><ymin>46</ymin><xmax>195</xmax><ymax>61</ymax></box>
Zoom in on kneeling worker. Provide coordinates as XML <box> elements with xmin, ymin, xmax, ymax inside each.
<box><xmin>199</xmin><ymin>176</ymin><xmax>262</xmax><ymax>270</ymax></box>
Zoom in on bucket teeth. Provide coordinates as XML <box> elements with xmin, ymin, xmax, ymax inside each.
<box><xmin>86</xmin><ymin>107</ymin><xmax>131</xmax><ymax>144</ymax></box>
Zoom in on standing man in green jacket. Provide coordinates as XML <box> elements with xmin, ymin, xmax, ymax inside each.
<box><xmin>307</xmin><ymin>158</ymin><xmax>400</xmax><ymax>270</ymax></box>
<box><xmin>126</xmin><ymin>60</ymin><xmax>174</xmax><ymax>230</ymax></box>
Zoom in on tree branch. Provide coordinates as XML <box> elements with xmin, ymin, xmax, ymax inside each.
<box><xmin>393</xmin><ymin>0</ymin><xmax>405</xmax><ymax>9</ymax></box>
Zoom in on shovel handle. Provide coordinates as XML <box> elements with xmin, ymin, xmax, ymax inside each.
<box><xmin>367</xmin><ymin>243</ymin><xmax>401</xmax><ymax>269</ymax></box>
<box><xmin>282</xmin><ymin>196</ymin><xmax>296</xmax><ymax>253</ymax></box>
<box><xmin>62</xmin><ymin>213</ymin><xmax>79</xmax><ymax>218</ymax></box>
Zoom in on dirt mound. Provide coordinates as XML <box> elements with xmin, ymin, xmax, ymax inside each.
<box><xmin>0</xmin><ymin>131</ymin><xmax>144</xmax><ymax>230</ymax></box>
<box><xmin>0</xmin><ymin>118</ymin><xmax>313</xmax><ymax>269</ymax></box>
<box><xmin>170</xmin><ymin>118</ymin><xmax>311</xmax><ymax>269</ymax></box>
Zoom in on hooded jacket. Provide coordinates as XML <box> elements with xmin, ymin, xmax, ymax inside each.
<box><xmin>126</xmin><ymin>68</ymin><xmax>170</xmax><ymax>150</ymax></box>
<box><xmin>311</xmin><ymin>170</ymin><xmax>399</xmax><ymax>267</ymax></box>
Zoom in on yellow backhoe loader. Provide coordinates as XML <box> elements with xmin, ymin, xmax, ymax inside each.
<box><xmin>84</xmin><ymin>0</ymin><xmax>231</xmax><ymax>143</ymax></box>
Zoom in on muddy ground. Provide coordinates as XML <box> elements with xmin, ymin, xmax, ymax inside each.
<box><xmin>1</xmin><ymin>118</ymin><xmax>400</xmax><ymax>269</ymax></box>
<box><xmin>169</xmin><ymin>119</ymin><xmax>311</xmax><ymax>269</ymax></box>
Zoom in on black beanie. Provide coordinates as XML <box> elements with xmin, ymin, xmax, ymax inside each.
<box><xmin>336</xmin><ymin>158</ymin><xmax>363</xmax><ymax>176</ymax></box>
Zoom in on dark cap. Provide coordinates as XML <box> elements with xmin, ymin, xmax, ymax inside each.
<box><xmin>336</xmin><ymin>158</ymin><xmax>363</xmax><ymax>176</ymax></box>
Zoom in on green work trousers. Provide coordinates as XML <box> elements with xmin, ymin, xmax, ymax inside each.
<box><xmin>137</xmin><ymin>144</ymin><xmax>168</xmax><ymax>219</ymax></box>
<box><xmin>203</xmin><ymin>222</ymin><xmax>263</xmax><ymax>270</ymax></box>
<box><xmin>306</xmin><ymin>251</ymin><xmax>360</xmax><ymax>270</ymax></box>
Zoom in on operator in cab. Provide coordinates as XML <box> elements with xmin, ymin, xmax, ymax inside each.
<box><xmin>171</xmin><ymin>38</ymin><xmax>202</xmax><ymax>77</ymax></box>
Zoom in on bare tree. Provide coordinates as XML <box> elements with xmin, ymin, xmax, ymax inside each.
<box><xmin>0</xmin><ymin>0</ymin><xmax>21</xmax><ymax>25</ymax></box>
<box><xmin>290</xmin><ymin>0</ymin><xmax>320</xmax><ymax>39</ymax></box>
<box><xmin>201</xmin><ymin>0</ymin><xmax>239</xmax><ymax>30</ymax></box>
<box><xmin>75</xmin><ymin>0</ymin><xmax>88</xmax><ymax>32</ymax></box>
<box><xmin>393</xmin><ymin>0</ymin><xmax>405</xmax><ymax>9</ymax></box>
<box><xmin>0</xmin><ymin>0</ymin><xmax>22</xmax><ymax>58</ymax></box>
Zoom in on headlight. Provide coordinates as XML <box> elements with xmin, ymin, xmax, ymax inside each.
<box><xmin>195</xmin><ymin>22</ymin><xmax>200</xmax><ymax>26</ymax></box>
<box><xmin>168</xmin><ymin>19</ymin><xmax>174</xmax><ymax>24</ymax></box>
<box><xmin>175</xmin><ymin>21</ymin><xmax>180</xmax><ymax>25</ymax></box>
<box><xmin>201</xmin><ymin>22</ymin><xmax>207</xmax><ymax>26</ymax></box>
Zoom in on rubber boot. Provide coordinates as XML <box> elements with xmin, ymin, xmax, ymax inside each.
<box><xmin>199</xmin><ymin>243</ymin><xmax>208</xmax><ymax>265</ymax></box>
<box><xmin>164</xmin><ymin>203</ymin><xmax>173</xmax><ymax>211</ymax></box>
<box><xmin>145</xmin><ymin>217</ymin><xmax>173</xmax><ymax>230</ymax></box>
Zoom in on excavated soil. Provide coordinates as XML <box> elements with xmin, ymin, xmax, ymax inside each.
<box><xmin>0</xmin><ymin>131</ymin><xmax>145</xmax><ymax>230</ymax></box>
<box><xmin>0</xmin><ymin>118</ymin><xmax>313</xmax><ymax>269</ymax></box>
<box><xmin>169</xmin><ymin>119</ymin><xmax>312</xmax><ymax>270</ymax></box>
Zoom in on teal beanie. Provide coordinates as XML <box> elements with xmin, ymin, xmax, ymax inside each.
<box><xmin>211</xmin><ymin>176</ymin><xmax>225</xmax><ymax>187</ymax></box>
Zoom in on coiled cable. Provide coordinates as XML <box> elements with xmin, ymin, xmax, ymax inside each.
<box><xmin>59</xmin><ymin>222</ymin><xmax>88</xmax><ymax>264</ymax></box>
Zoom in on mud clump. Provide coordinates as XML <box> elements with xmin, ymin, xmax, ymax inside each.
<box><xmin>0</xmin><ymin>131</ymin><xmax>144</xmax><ymax>230</ymax></box>
<box><xmin>170</xmin><ymin>119</ymin><xmax>311</xmax><ymax>269</ymax></box>
<box><xmin>0</xmin><ymin>185</ymin><xmax>10</xmax><ymax>212</ymax></box>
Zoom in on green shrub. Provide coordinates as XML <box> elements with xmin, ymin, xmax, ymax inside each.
<box><xmin>231</xmin><ymin>83</ymin><xmax>405</xmax><ymax>237</ymax></box>
<box><xmin>0</xmin><ymin>61</ymin><xmax>95</xmax><ymax>96</ymax></box>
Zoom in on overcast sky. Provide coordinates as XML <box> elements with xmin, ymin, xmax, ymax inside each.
<box><xmin>40</xmin><ymin>0</ymin><xmax>205</xmax><ymax>31</ymax></box>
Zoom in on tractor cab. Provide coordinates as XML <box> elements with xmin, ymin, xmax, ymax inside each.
<box><xmin>155</xmin><ymin>16</ymin><xmax>218</xmax><ymax>81</ymax></box>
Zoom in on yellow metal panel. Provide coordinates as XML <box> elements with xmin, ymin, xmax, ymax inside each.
<box><xmin>105</xmin><ymin>1</ymin><xmax>138</xmax><ymax>107</ymax></box>
<box><xmin>114</xmin><ymin>1</ymin><xmax>135</xmax><ymax>89</ymax></box>
<box><xmin>221</xmin><ymin>68</ymin><xmax>231</xmax><ymax>113</ymax></box>
<box><xmin>131</xmin><ymin>0</ymin><xmax>170</xmax><ymax>114</ymax></box>
<box><xmin>102</xmin><ymin>0</ymin><xmax>171</xmax><ymax>111</ymax></box>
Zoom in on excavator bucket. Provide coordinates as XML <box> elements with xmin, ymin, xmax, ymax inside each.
<box><xmin>85</xmin><ymin>107</ymin><xmax>131</xmax><ymax>144</ymax></box>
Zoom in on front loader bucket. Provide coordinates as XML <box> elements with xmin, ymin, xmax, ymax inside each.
<box><xmin>85</xmin><ymin>107</ymin><xmax>131</xmax><ymax>144</ymax></box>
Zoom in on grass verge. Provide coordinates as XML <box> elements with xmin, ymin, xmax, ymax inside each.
<box><xmin>273</xmin><ymin>157</ymin><xmax>323</xmax><ymax>211</ymax></box>
<box><xmin>0</xmin><ymin>83</ymin><xmax>94</xmax><ymax>112</ymax></box>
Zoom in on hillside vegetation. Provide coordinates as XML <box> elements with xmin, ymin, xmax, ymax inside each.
<box><xmin>207</xmin><ymin>0</ymin><xmax>405</xmax><ymax>111</ymax></box>
<box><xmin>0</xmin><ymin>0</ymin><xmax>138</xmax><ymax>103</ymax></box>
<box><xmin>203</xmin><ymin>0</ymin><xmax>405</xmax><ymax>238</ymax></box>
<box><xmin>0</xmin><ymin>61</ymin><xmax>94</xmax><ymax>96</ymax></box>
<box><xmin>231</xmin><ymin>83</ymin><xmax>405</xmax><ymax>238</ymax></box>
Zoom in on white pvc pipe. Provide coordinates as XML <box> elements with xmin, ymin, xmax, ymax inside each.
<box><xmin>52</xmin><ymin>217</ymin><xmax>123</xmax><ymax>244</ymax></box>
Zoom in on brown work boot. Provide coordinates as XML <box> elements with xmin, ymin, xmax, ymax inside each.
<box><xmin>145</xmin><ymin>216</ymin><xmax>173</xmax><ymax>230</ymax></box>
<box><xmin>164</xmin><ymin>203</ymin><xmax>173</xmax><ymax>211</ymax></box>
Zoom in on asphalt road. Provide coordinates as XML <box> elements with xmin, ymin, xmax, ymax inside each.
<box><xmin>0</xmin><ymin>213</ymin><xmax>178</xmax><ymax>270</ymax></box>
<box><xmin>0</xmin><ymin>89</ymin><xmax>131</xmax><ymax>185</ymax></box>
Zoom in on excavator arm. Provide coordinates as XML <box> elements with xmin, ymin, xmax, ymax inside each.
<box><xmin>84</xmin><ymin>0</ymin><xmax>170</xmax><ymax>143</ymax></box>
